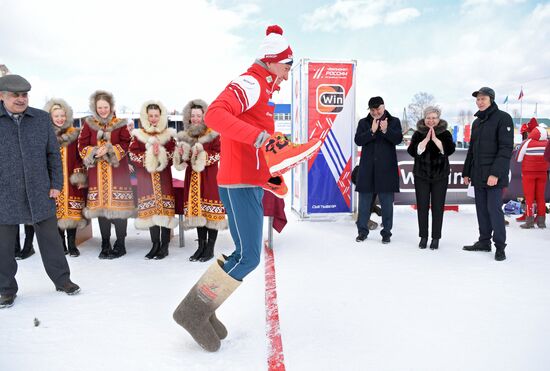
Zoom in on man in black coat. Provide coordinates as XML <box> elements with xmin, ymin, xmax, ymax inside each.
<box><xmin>0</xmin><ymin>74</ymin><xmax>80</xmax><ymax>308</ymax></box>
<box><xmin>462</xmin><ymin>87</ymin><xmax>514</xmax><ymax>261</ymax></box>
<box><xmin>354</xmin><ymin>96</ymin><xmax>403</xmax><ymax>243</ymax></box>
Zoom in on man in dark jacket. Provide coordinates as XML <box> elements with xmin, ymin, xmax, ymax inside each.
<box><xmin>354</xmin><ymin>96</ymin><xmax>403</xmax><ymax>243</ymax></box>
<box><xmin>0</xmin><ymin>74</ymin><xmax>80</xmax><ymax>309</ymax></box>
<box><xmin>462</xmin><ymin>87</ymin><xmax>514</xmax><ymax>261</ymax></box>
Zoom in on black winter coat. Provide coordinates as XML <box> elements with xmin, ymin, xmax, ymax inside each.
<box><xmin>354</xmin><ymin>110</ymin><xmax>403</xmax><ymax>193</ymax></box>
<box><xmin>463</xmin><ymin>103</ymin><xmax>514</xmax><ymax>188</ymax></box>
<box><xmin>407</xmin><ymin>119</ymin><xmax>456</xmax><ymax>181</ymax></box>
<box><xmin>0</xmin><ymin>102</ymin><xmax>63</xmax><ymax>224</ymax></box>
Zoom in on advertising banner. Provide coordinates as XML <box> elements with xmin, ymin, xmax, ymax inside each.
<box><xmin>305</xmin><ymin>61</ymin><xmax>356</xmax><ymax>214</ymax></box>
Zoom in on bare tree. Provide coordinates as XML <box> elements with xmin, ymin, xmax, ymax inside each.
<box><xmin>407</xmin><ymin>92</ymin><xmax>435</xmax><ymax>124</ymax></box>
<box><xmin>0</xmin><ymin>64</ymin><xmax>10</xmax><ymax>77</ymax></box>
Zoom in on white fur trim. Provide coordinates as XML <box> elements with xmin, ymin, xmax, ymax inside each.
<box><xmin>183</xmin><ymin>215</ymin><xmax>207</xmax><ymax>230</ymax></box>
<box><xmin>139</xmin><ymin>100</ymin><xmax>169</xmax><ymax>133</ymax></box>
<box><xmin>135</xmin><ymin>215</ymin><xmax>179</xmax><ymax>230</ymax></box>
<box><xmin>191</xmin><ymin>144</ymin><xmax>207</xmax><ymax>173</ymax></box>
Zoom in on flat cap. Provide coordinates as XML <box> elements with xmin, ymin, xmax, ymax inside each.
<box><xmin>368</xmin><ymin>96</ymin><xmax>384</xmax><ymax>109</ymax></box>
<box><xmin>0</xmin><ymin>74</ymin><xmax>32</xmax><ymax>93</ymax></box>
<box><xmin>472</xmin><ymin>86</ymin><xmax>495</xmax><ymax>100</ymax></box>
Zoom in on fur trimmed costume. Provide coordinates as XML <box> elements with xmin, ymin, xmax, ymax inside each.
<box><xmin>129</xmin><ymin>100</ymin><xmax>178</xmax><ymax>230</ymax></box>
<box><xmin>44</xmin><ymin>98</ymin><xmax>87</xmax><ymax>230</ymax></box>
<box><xmin>173</xmin><ymin>99</ymin><xmax>227</xmax><ymax>231</ymax></box>
<box><xmin>77</xmin><ymin>91</ymin><xmax>135</xmax><ymax>220</ymax></box>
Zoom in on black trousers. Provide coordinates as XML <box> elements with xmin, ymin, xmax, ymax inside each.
<box><xmin>414</xmin><ymin>176</ymin><xmax>448</xmax><ymax>239</ymax></box>
<box><xmin>0</xmin><ymin>216</ymin><xmax>71</xmax><ymax>295</ymax></box>
<box><xmin>474</xmin><ymin>186</ymin><xmax>506</xmax><ymax>248</ymax></box>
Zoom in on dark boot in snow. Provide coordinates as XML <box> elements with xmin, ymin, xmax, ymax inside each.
<box><xmin>199</xmin><ymin>229</ymin><xmax>217</xmax><ymax>262</ymax></box>
<box><xmin>146</xmin><ymin>226</ymin><xmax>161</xmax><ymax>259</ymax></box>
<box><xmin>463</xmin><ymin>241</ymin><xmax>491</xmax><ymax>252</ymax></box>
<box><xmin>419</xmin><ymin>237</ymin><xmax>428</xmax><ymax>249</ymax></box>
<box><xmin>17</xmin><ymin>225</ymin><xmax>36</xmax><ymax>260</ymax></box>
<box><xmin>190</xmin><ymin>239</ymin><xmax>206</xmax><ymax>262</ymax></box>
<box><xmin>429</xmin><ymin>239</ymin><xmax>439</xmax><ymax>250</ymax></box>
<box><xmin>495</xmin><ymin>247</ymin><xmax>506</xmax><ymax>261</ymax></box>
<box><xmin>173</xmin><ymin>260</ymin><xmax>241</xmax><ymax>352</ymax></box>
<box><xmin>154</xmin><ymin>227</ymin><xmax>171</xmax><ymax>260</ymax></box>
<box><xmin>111</xmin><ymin>239</ymin><xmax>126</xmax><ymax>258</ymax></box>
<box><xmin>67</xmin><ymin>228</ymin><xmax>80</xmax><ymax>257</ymax></box>
<box><xmin>99</xmin><ymin>239</ymin><xmax>113</xmax><ymax>259</ymax></box>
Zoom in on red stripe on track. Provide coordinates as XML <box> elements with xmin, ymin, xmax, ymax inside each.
<box><xmin>264</xmin><ymin>241</ymin><xmax>286</xmax><ymax>371</ymax></box>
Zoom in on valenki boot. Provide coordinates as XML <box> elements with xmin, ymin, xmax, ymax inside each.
<box><xmin>173</xmin><ymin>260</ymin><xmax>241</xmax><ymax>352</ymax></box>
<box><xmin>520</xmin><ymin>216</ymin><xmax>535</xmax><ymax>229</ymax></box>
<box><xmin>536</xmin><ymin>215</ymin><xmax>546</xmax><ymax>229</ymax></box>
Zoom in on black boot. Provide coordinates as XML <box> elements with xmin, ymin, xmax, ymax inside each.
<box><xmin>429</xmin><ymin>239</ymin><xmax>439</xmax><ymax>250</ymax></box>
<box><xmin>111</xmin><ymin>219</ymin><xmax>127</xmax><ymax>258</ymax></box>
<box><xmin>99</xmin><ymin>239</ymin><xmax>113</xmax><ymax>259</ymax></box>
<box><xmin>59</xmin><ymin>228</ymin><xmax>68</xmax><ymax>255</ymax></box>
<box><xmin>145</xmin><ymin>226</ymin><xmax>161</xmax><ymax>259</ymax></box>
<box><xmin>199</xmin><ymin>229</ymin><xmax>217</xmax><ymax>262</ymax></box>
<box><xmin>66</xmin><ymin>228</ymin><xmax>80</xmax><ymax>257</ymax></box>
<box><xmin>154</xmin><ymin>227</ymin><xmax>171</xmax><ymax>260</ymax></box>
<box><xmin>17</xmin><ymin>225</ymin><xmax>35</xmax><ymax>260</ymax></box>
<box><xmin>111</xmin><ymin>239</ymin><xmax>126</xmax><ymax>258</ymax></box>
<box><xmin>495</xmin><ymin>246</ymin><xmax>506</xmax><ymax>261</ymax></box>
<box><xmin>463</xmin><ymin>241</ymin><xmax>491</xmax><ymax>252</ymax></box>
<box><xmin>419</xmin><ymin>237</ymin><xmax>428</xmax><ymax>249</ymax></box>
<box><xmin>189</xmin><ymin>239</ymin><xmax>206</xmax><ymax>262</ymax></box>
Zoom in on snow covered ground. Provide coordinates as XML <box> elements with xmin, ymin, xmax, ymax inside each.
<box><xmin>2</xmin><ymin>204</ymin><xmax>550</xmax><ymax>371</ymax></box>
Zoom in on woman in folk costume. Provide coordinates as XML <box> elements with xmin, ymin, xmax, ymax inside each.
<box><xmin>516</xmin><ymin>123</ymin><xmax>549</xmax><ymax>229</ymax></box>
<box><xmin>129</xmin><ymin>101</ymin><xmax>178</xmax><ymax>259</ymax></box>
<box><xmin>78</xmin><ymin>90</ymin><xmax>135</xmax><ymax>259</ymax></box>
<box><xmin>44</xmin><ymin>98</ymin><xmax>88</xmax><ymax>257</ymax></box>
<box><xmin>173</xmin><ymin>99</ymin><xmax>227</xmax><ymax>263</ymax></box>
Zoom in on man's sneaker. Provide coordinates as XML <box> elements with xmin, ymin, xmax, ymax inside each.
<box><xmin>56</xmin><ymin>281</ymin><xmax>81</xmax><ymax>295</ymax></box>
<box><xmin>355</xmin><ymin>234</ymin><xmax>367</xmax><ymax>242</ymax></box>
<box><xmin>262</xmin><ymin>132</ymin><xmax>322</xmax><ymax>176</ymax></box>
<box><xmin>382</xmin><ymin>235</ymin><xmax>391</xmax><ymax>244</ymax></box>
<box><xmin>263</xmin><ymin>176</ymin><xmax>288</xmax><ymax>198</ymax></box>
<box><xmin>0</xmin><ymin>294</ymin><xmax>16</xmax><ymax>309</ymax></box>
<box><xmin>463</xmin><ymin>241</ymin><xmax>491</xmax><ymax>252</ymax></box>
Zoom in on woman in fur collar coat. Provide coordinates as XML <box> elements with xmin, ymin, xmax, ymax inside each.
<box><xmin>129</xmin><ymin>101</ymin><xmax>177</xmax><ymax>259</ymax></box>
<box><xmin>44</xmin><ymin>98</ymin><xmax>88</xmax><ymax>257</ymax></box>
<box><xmin>173</xmin><ymin>99</ymin><xmax>227</xmax><ymax>262</ymax></box>
<box><xmin>77</xmin><ymin>90</ymin><xmax>135</xmax><ymax>259</ymax></box>
<box><xmin>407</xmin><ymin>106</ymin><xmax>456</xmax><ymax>250</ymax></box>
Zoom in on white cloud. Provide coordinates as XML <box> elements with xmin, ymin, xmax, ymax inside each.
<box><xmin>354</xmin><ymin>2</ymin><xmax>550</xmax><ymax>121</ymax></box>
<box><xmin>0</xmin><ymin>0</ymin><xmax>261</xmax><ymax>113</ymax></box>
<box><xmin>461</xmin><ymin>0</ymin><xmax>526</xmax><ymax>14</ymax></box>
<box><xmin>302</xmin><ymin>0</ymin><xmax>420</xmax><ymax>31</ymax></box>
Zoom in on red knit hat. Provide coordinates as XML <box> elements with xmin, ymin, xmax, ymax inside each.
<box><xmin>258</xmin><ymin>25</ymin><xmax>293</xmax><ymax>65</ymax></box>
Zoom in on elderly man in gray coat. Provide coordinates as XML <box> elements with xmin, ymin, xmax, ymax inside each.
<box><xmin>0</xmin><ymin>74</ymin><xmax>80</xmax><ymax>309</ymax></box>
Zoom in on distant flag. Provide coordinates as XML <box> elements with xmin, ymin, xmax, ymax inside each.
<box><xmin>534</xmin><ymin>103</ymin><xmax>538</xmax><ymax>117</ymax></box>
<box><xmin>518</xmin><ymin>88</ymin><xmax>524</xmax><ymax>100</ymax></box>
<box><xmin>503</xmin><ymin>96</ymin><xmax>508</xmax><ymax>104</ymax></box>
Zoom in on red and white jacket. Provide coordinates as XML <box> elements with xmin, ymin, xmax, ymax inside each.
<box><xmin>516</xmin><ymin>126</ymin><xmax>549</xmax><ymax>173</ymax></box>
<box><xmin>205</xmin><ymin>62</ymin><xmax>279</xmax><ymax>186</ymax></box>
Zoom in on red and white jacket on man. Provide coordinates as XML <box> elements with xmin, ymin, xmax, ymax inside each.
<box><xmin>205</xmin><ymin>62</ymin><xmax>279</xmax><ymax>187</ymax></box>
<box><xmin>516</xmin><ymin>126</ymin><xmax>549</xmax><ymax>173</ymax></box>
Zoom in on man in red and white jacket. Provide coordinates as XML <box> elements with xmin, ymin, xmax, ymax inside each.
<box><xmin>516</xmin><ymin>124</ymin><xmax>549</xmax><ymax>228</ymax></box>
<box><xmin>173</xmin><ymin>25</ymin><xmax>321</xmax><ymax>352</ymax></box>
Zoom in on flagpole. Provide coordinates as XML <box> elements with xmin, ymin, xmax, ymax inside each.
<box><xmin>519</xmin><ymin>85</ymin><xmax>523</xmax><ymax>123</ymax></box>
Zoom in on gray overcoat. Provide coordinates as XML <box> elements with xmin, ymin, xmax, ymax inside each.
<box><xmin>0</xmin><ymin>102</ymin><xmax>63</xmax><ymax>224</ymax></box>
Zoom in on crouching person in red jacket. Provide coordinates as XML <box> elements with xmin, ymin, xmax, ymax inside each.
<box><xmin>516</xmin><ymin>125</ymin><xmax>549</xmax><ymax>228</ymax></box>
<box><xmin>172</xmin><ymin>25</ymin><xmax>321</xmax><ymax>352</ymax></box>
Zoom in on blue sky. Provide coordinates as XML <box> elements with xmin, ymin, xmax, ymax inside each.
<box><xmin>1</xmin><ymin>0</ymin><xmax>549</xmax><ymax>122</ymax></box>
